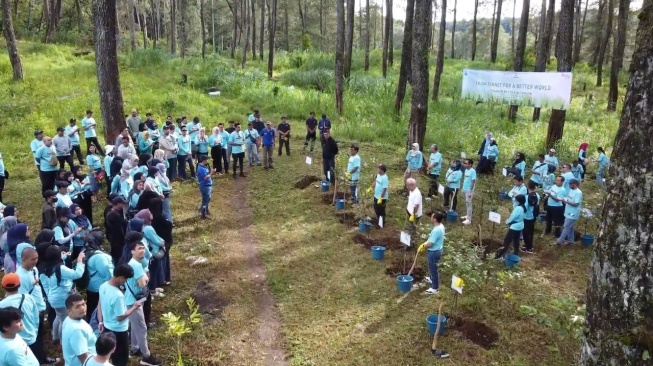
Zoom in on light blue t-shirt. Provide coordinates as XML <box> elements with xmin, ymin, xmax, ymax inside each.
<box><xmin>16</xmin><ymin>267</ymin><xmax>46</xmax><ymax>312</ymax></box>
<box><xmin>562</xmin><ymin>172</ymin><xmax>576</xmax><ymax>194</ymax></box>
<box><xmin>462</xmin><ymin>168</ymin><xmax>477</xmax><ymax>192</ymax></box>
<box><xmin>103</xmin><ymin>156</ymin><xmax>113</xmax><ymax>174</ymax></box>
<box><xmin>177</xmin><ymin>135</ymin><xmax>191</xmax><ymax>156</ymax></box>
<box><xmin>544</xmin><ymin>154</ymin><xmax>559</xmax><ymax>168</ymax></box>
<box><xmin>530</xmin><ymin>161</ymin><xmax>548</xmax><ymax>184</ymax></box>
<box><xmin>54</xmin><ymin>224</ymin><xmax>74</xmax><ymax>251</ymax></box>
<box><xmin>547</xmin><ymin>185</ymin><xmax>567</xmax><ymax>207</ymax></box>
<box><xmin>597</xmin><ymin>153</ymin><xmax>610</xmax><ymax>170</ymax></box>
<box><xmin>87</xmin><ymin>252</ymin><xmax>114</xmax><ymax>293</ymax></box>
<box><xmin>193</xmin><ymin>136</ymin><xmax>210</xmax><ymax>154</ymax></box>
<box><xmin>143</xmin><ymin>226</ymin><xmax>164</xmax><ymax>255</ymax></box>
<box><xmin>486</xmin><ymin>145</ymin><xmax>499</xmax><ymax>161</ymax></box>
<box><xmin>62</xmin><ymin>317</ymin><xmax>96</xmax><ymax>366</ymax></box>
<box><xmin>571</xmin><ymin>164</ymin><xmax>584</xmax><ymax>180</ymax></box>
<box><xmin>42</xmin><ymin>264</ymin><xmax>85</xmax><ymax>308</ymax></box>
<box><xmin>30</xmin><ymin>139</ymin><xmax>44</xmax><ymax>165</ymax></box>
<box><xmin>514</xmin><ymin>161</ymin><xmax>526</xmax><ymax>178</ymax></box>
<box><xmin>55</xmin><ymin>192</ymin><xmax>73</xmax><ymax>208</ymax></box>
<box><xmin>218</xmin><ymin>131</ymin><xmax>231</xmax><ymax>149</ymax></box>
<box><xmin>35</xmin><ymin>145</ymin><xmax>58</xmax><ymax>172</ymax></box>
<box><xmin>374</xmin><ymin>174</ymin><xmax>389</xmax><ymax>200</ymax></box>
<box><xmin>86</xmin><ymin>154</ymin><xmax>102</xmax><ymax>170</ymax></box>
<box><xmin>428</xmin><ymin>152</ymin><xmax>442</xmax><ymax>175</ymax></box>
<box><xmin>543</xmin><ymin>173</ymin><xmax>556</xmax><ymax>191</ymax></box>
<box><xmin>347</xmin><ymin>155</ymin><xmax>361</xmax><ymax>181</ymax></box>
<box><xmin>427</xmin><ymin>225</ymin><xmax>445</xmax><ymax>251</ymax></box>
<box><xmin>445</xmin><ymin>169</ymin><xmax>463</xmax><ymax>189</ymax></box>
<box><xmin>229</xmin><ymin>131</ymin><xmax>246</xmax><ymax>154</ymax></box>
<box><xmin>508</xmin><ymin>184</ymin><xmax>528</xmax><ymax>207</ymax></box>
<box><xmin>98</xmin><ymin>282</ymin><xmax>128</xmax><ymax>332</ymax></box>
<box><xmin>406</xmin><ymin>151</ymin><xmax>423</xmax><ymax>170</ymax></box>
<box><xmin>81</xmin><ymin>117</ymin><xmax>97</xmax><ymax>138</ymax></box>
<box><xmin>0</xmin><ymin>335</ymin><xmax>39</xmax><ymax>366</ymax></box>
<box><xmin>524</xmin><ymin>192</ymin><xmax>540</xmax><ymax>220</ymax></box>
<box><xmin>243</xmin><ymin>128</ymin><xmax>260</xmax><ymax>145</ymax></box>
<box><xmin>506</xmin><ymin>206</ymin><xmax>525</xmax><ymax>231</ymax></box>
<box><xmin>64</xmin><ymin>125</ymin><xmax>81</xmax><ymax>146</ymax></box>
<box><xmin>124</xmin><ymin>258</ymin><xmax>147</xmax><ymax>306</ymax></box>
<box><xmin>0</xmin><ymin>293</ymin><xmax>39</xmax><ymax>344</ymax></box>
<box><xmin>187</xmin><ymin>121</ymin><xmax>201</xmax><ymax>141</ymax></box>
<box><xmin>564</xmin><ymin>188</ymin><xmax>583</xmax><ymax>220</ymax></box>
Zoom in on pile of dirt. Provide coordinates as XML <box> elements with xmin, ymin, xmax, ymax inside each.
<box><xmin>472</xmin><ymin>238</ymin><xmax>503</xmax><ymax>259</ymax></box>
<box><xmin>192</xmin><ymin>281</ymin><xmax>229</xmax><ymax>319</ymax></box>
<box><xmin>294</xmin><ymin>175</ymin><xmax>321</xmax><ymax>189</ymax></box>
<box><xmin>337</xmin><ymin>212</ymin><xmax>359</xmax><ymax>226</ymax></box>
<box><xmin>352</xmin><ymin>234</ymin><xmax>405</xmax><ymax>250</ymax></box>
<box><xmin>450</xmin><ymin>316</ymin><xmax>499</xmax><ymax>349</ymax></box>
<box><xmin>385</xmin><ymin>258</ymin><xmax>426</xmax><ymax>283</ymax></box>
<box><xmin>320</xmin><ymin>191</ymin><xmax>351</xmax><ymax>204</ymax></box>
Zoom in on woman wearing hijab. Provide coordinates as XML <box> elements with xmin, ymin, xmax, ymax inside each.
<box><xmin>150</xmin><ymin>198</ymin><xmax>172</xmax><ymax>286</ymax></box>
<box><xmin>495</xmin><ymin>194</ymin><xmax>526</xmax><ymax>259</ymax></box>
<box><xmin>578</xmin><ymin>142</ymin><xmax>589</xmax><ymax>180</ymax></box>
<box><xmin>138</xmin><ymin>130</ymin><xmax>154</xmax><ymax>156</ymax></box>
<box><xmin>7</xmin><ymin>223</ymin><xmax>33</xmax><ymax>271</ymax></box>
<box><xmin>119</xmin><ymin>163</ymin><xmax>135</xmax><ymax>204</ymax></box>
<box><xmin>208</xmin><ymin>126</ymin><xmax>223</xmax><ymax>173</ymax></box>
<box><xmin>144</xmin><ymin>166</ymin><xmax>164</xmax><ymax>199</ymax></box>
<box><xmin>69</xmin><ymin>204</ymin><xmax>91</xmax><ymax>260</ymax></box>
<box><xmin>133</xmin><ymin>154</ymin><xmax>151</xmax><ymax>179</ymax></box>
<box><xmin>151</xmin><ymin>149</ymin><xmax>167</xmax><ymax>169</ymax></box>
<box><xmin>72</xmin><ymin>165</ymin><xmax>93</xmax><ymax>224</ymax></box>
<box><xmin>127</xmin><ymin>179</ymin><xmax>145</xmax><ymax>219</ymax></box>
<box><xmin>156</xmin><ymin>163</ymin><xmax>173</xmax><ymax>223</ymax></box>
<box><xmin>53</xmin><ymin>207</ymin><xmax>82</xmax><ymax>257</ymax></box>
<box><xmin>404</xmin><ymin>143</ymin><xmax>423</xmax><ymax>189</ymax></box>
<box><xmin>40</xmin><ymin>245</ymin><xmax>85</xmax><ymax>344</ymax></box>
<box><xmin>508</xmin><ymin>152</ymin><xmax>526</xmax><ymax>178</ymax></box>
<box><xmin>1</xmin><ymin>216</ymin><xmax>18</xmax><ymax>272</ymax></box>
<box><xmin>135</xmin><ymin>209</ymin><xmax>165</xmax><ymax>297</ymax></box>
<box><xmin>85</xmin><ymin>144</ymin><xmax>103</xmax><ymax>202</ymax></box>
<box><xmin>194</xmin><ymin>127</ymin><xmax>210</xmax><ymax>158</ymax></box>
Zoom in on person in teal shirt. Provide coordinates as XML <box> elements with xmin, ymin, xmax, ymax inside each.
<box><xmin>530</xmin><ymin>154</ymin><xmax>549</xmax><ymax>187</ymax></box>
<box><xmin>83</xmin><ymin>231</ymin><xmax>114</xmax><ymax>323</ymax></box>
<box><xmin>243</xmin><ymin>123</ymin><xmax>260</xmax><ymax>166</ymax></box>
<box><xmin>560</xmin><ymin>164</ymin><xmax>576</xmax><ymax>194</ymax></box>
<box><xmin>229</xmin><ymin>123</ymin><xmax>246</xmax><ymax>178</ymax></box>
<box><xmin>218</xmin><ymin>123</ymin><xmax>231</xmax><ymax>172</ymax></box>
<box><xmin>496</xmin><ymin>194</ymin><xmax>525</xmax><ymax>259</ymax></box>
<box><xmin>138</xmin><ymin>131</ymin><xmax>154</xmax><ymax>156</ymax></box>
<box><xmin>521</xmin><ymin>181</ymin><xmax>540</xmax><ymax>253</ymax></box>
<box><xmin>176</xmin><ymin>127</ymin><xmax>195</xmax><ymax>180</ymax></box>
<box><xmin>571</xmin><ymin>160</ymin><xmax>584</xmax><ymax>181</ymax></box>
<box><xmin>372</xmin><ymin>164</ymin><xmax>389</xmax><ymax>227</ymax></box>
<box><xmin>35</xmin><ymin>137</ymin><xmax>59</xmax><ymax>194</ymax></box>
<box><xmin>346</xmin><ymin>144</ymin><xmax>361</xmax><ymax>205</ymax></box>
<box><xmin>461</xmin><ymin>159</ymin><xmax>476</xmax><ymax>225</ymax></box>
<box><xmin>542</xmin><ymin>165</ymin><xmax>556</xmax><ymax>191</ymax></box>
<box><xmin>427</xmin><ymin>144</ymin><xmax>442</xmax><ymax>197</ymax></box>
<box><xmin>508</xmin><ymin>175</ymin><xmax>528</xmax><ymax>207</ymax></box>
<box><xmin>443</xmin><ymin>161</ymin><xmax>463</xmax><ymax>211</ymax></box>
<box><xmin>544</xmin><ymin>175</ymin><xmax>567</xmax><ymax>237</ymax></box>
<box><xmin>85</xmin><ymin>145</ymin><xmax>103</xmax><ymax>197</ymax></box>
<box><xmin>81</xmin><ymin>110</ymin><xmax>104</xmax><ymax>155</ymax></box>
<box><xmin>556</xmin><ymin>178</ymin><xmax>583</xmax><ymax>245</ymax></box>
<box><xmin>30</xmin><ymin>130</ymin><xmax>45</xmax><ymax>169</ymax></box>
<box><xmin>595</xmin><ymin>147</ymin><xmax>610</xmax><ymax>186</ymax></box>
<box><xmin>404</xmin><ymin>143</ymin><xmax>423</xmax><ymax>190</ymax></box>
<box><xmin>0</xmin><ymin>307</ymin><xmax>40</xmax><ymax>366</ymax></box>
<box><xmin>16</xmin><ymin>249</ymin><xmax>47</xmax><ymax>313</ymax></box>
<box><xmin>65</xmin><ymin>118</ymin><xmax>84</xmax><ymax>165</ymax></box>
<box><xmin>61</xmin><ymin>293</ymin><xmax>96</xmax><ymax>366</ymax></box>
<box><xmin>0</xmin><ymin>273</ymin><xmax>40</xmax><ymax>348</ymax></box>
<box><xmin>509</xmin><ymin>152</ymin><xmax>526</xmax><ymax>178</ymax></box>
<box><xmin>417</xmin><ymin>211</ymin><xmax>445</xmax><ymax>295</ymax></box>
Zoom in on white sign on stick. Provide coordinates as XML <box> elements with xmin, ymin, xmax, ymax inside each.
<box><xmin>438</xmin><ymin>185</ymin><xmax>445</xmax><ymax>195</ymax></box>
<box><xmin>378</xmin><ymin>216</ymin><xmax>384</xmax><ymax>228</ymax></box>
<box><xmin>488</xmin><ymin>212</ymin><xmax>501</xmax><ymax>224</ymax></box>
<box><xmin>400</xmin><ymin>231</ymin><xmax>411</xmax><ymax>246</ymax></box>
<box><xmin>502</xmin><ymin>168</ymin><xmax>508</xmax><ymax>177</ymax></box>
<box><xmin>451</xmin><ymin>275</ymin><xmax>464</xmax><ymax>294</ymax></box>
<box><xmin>305</xmin><ymin>156</ymin><xmax>312</xmax><ymax>165</ymax></box>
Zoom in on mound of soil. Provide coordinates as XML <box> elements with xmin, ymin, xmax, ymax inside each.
<box><xmin>192</xmin><ymin>281</ymin><xmax>229</xmax><ymax>319</ymax></box>
<box><xmin>320</xmin><ymin>191</ymin><xmax>351</xmax><ymax>204</ymax></box>
<box><xmin>294</xmin><ymin>175</ymin><xmax>321</xmax><ymax>189</ymax></box>
<box><xmin>450</xmin><ymin>316</ymin><xmax>499</xmax><ymax>349</ymax></box>
<box><xmin>385</xmin><ymin>258</ymin><xmax>426</xmax><ymax>283</ymax></box>
<box><xmin>352</xmin><ymin>234</ymin><xmax>405</xmax><ymax>251</ymax></box>
<box><xmin>472</xmin><ymin>238</ymin><xmax>503</xmax><ymax>259</ymax></box>
<box><xmin>337</xmin><ymin>212</ymin><xmax>359</xmax><ymax>226</ymax></box>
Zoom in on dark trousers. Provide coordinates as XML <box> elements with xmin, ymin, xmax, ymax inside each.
<box><xmin>85</xmin><ymin>137</ymin><xmax>104</xmax><ymax>155</ymax></box>
<box><xmin>57</xmin><ymin>155</ymin><xmax>75</xmax><ymax>171</ymax></box>
<box><xmin>373</xmin><ymin>199</ymin><xmax>387</xmax><ymax>226</ymax></box>
<box><xmin>0</xmin><ymin>176</ymin><xmax>4</xmax><ymax>203</ymax></box>
<box><xmin>523</xmin><ymin>219</ymin><xmax>536</xmax><ymax>250</ymax></box>
<box><xmin>497</xmin><ymin>229</ymin><xmax>521</xmax><ymax>258</ymax></box>
<box><xmin>443</xmin><ymin>187</ymin><xmax>458</xmax><ymax>211</ymax></box>
<box><xmin>211</xmin><ymin>146</ymin><xmax>223</xmax><ymax>172</ymax></box>
<box><xmin>144</xmin><ymin>293</ymin><xmax>152</xmax><ymax>325</ymax></box>
<box><xmin>46</xmin><ymin>305</ymin><xmax>56</xmax><ymax>330</ymax></box>
<box><xmin>304</xmin><ymin>131</ymin><xmax>316</xmax><ymax>151</ymax></box>
<box><xmin>323</xmin><ymin>157</ymin><xmax>335</xmax><ymax>183</ymax></box>
<box><xmin>278</xmin><ymin>137</ymin><xmax>290</xmax><ymax>155</ymax></box>
<box><xmin>29</xmin><ymin>312</ymin><xmax>47</xmax><ymax>364</ymax></box>
<box><xmin>428</xmin><ymin>174</ymin><xmax>439</xmax><ymax>196</ymax></box>
<box><xmin>545</xmin><ymin>205</ymin><xmax>565</xmax><ymax>236</ymax></box>
<box><xmin>86</xmin><ymin>291</ymin><xmax>99</xmax><ymax>322</ymax></box>
<box><xmin>39</xmin><ymin>170</ymin><xmax>57</xmax><ymax>194</ymax></box>
<box><xmin>221</xmin><ymin>148</ymin><xmax>229</xmax><ymax>171</ymax></box>
<box><xmin>232</xmin><ymin>152</ymin><xmax>245</xmax><ymax>174</ymax></box>
<box><xmin>109</xmin><ymin>240</ymin><xmax>123</xmax><ymax>264</ymax></box>
<box><xmin>106</xmin><ymin>328</ymin><xmax>129</xmax><ymax>366</ymax></box>
<box><xmin>167</xmin><ymin>157</ymin><xmax>178</xmax><ymax>180</ymax></box>
<box><xmin>177</xmin><ymin>154</ymin><xmax>195</xmax><ymax>179</ymax></box>
<box><xmin>71</xmin><ymin>145</ymin><xmax>84</xmax><ymax>164</ymax></box>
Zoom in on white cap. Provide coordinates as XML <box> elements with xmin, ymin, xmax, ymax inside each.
<box><xmin>549</xmin><ymin>148</ymin><xmax>556</xmax><ymax>153</ymax></box>
<box><xmin>105</xmin><ymin>145</ymin><xmax>114</xmax><ymax>155</ymax></box>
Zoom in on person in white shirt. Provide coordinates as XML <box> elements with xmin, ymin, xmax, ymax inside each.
<box><xmin>460</xmin><ymin>159</ymin><xmax>477</xmax><ymax>225</ymax></box>
<box><xmin>82</xmin><ymin>110</ymin><xmax>104</xmax><ymax>156</ymax></box>
<box><xmin>115</xmin><ymin>137</ymin><xmax>136</xmax><ymax>161</ymax></box>
<box><xmin>406</xmin><ymin>178</ymin><xmax>423</xmax><ymax>247</ymax></box>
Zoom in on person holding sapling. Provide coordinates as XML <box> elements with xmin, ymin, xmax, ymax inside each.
<box><xmin>427</xmin><ymin>144</ymin><xmax>442</xmax><ymax>197</ymax></box>
<box><xmin>417</xmin><ymin>211</ymin><xmax>446</xmax><ymax>295</ymax></box>
<box><xmin>554</xmin><ymin>178</ymin><xmax>583</xmax><ymax>246</ymax></box>
<box><xmin>495</xmin><ymin>194</ymin><xmax>526</xmax><ymax>260</ymax></box>
<box><xmin>507</xmin><ymin>175</ymin><xmax>527</xmax><ymax>208</ymax></box>
<box><xmin>443</xmin><ymin>161</ymin><xmax>462</xmax><ymax>211</ymax></box>
<box><xmin>529</xmin><ymin>154</ymin><xmax>549</xmax><ymax>188</ymax></box>
<box><xmin>543</xmin><ymin>175</ymin><xmax>567</xmax><ymax>238</ymax></box>
<box><xmin>346</xmin><ymin>144</ymin><xmax>361</xmax><ymax>206</ymax></box>
<box><xmin>372</xmin><ymin>164</ymin><xmax>389</xmax><ymax>228</ymax></box>
<box><xmin>404</xmin><ymin>143</ymin><xmax>423</xmax><ymax>192</ymax></box>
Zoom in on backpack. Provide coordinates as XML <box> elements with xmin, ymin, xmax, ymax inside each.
<box><xmin>73</xmin><ymin>248</ymin><xmax>100</xmax><ymax>290</ymax></box>
<box><xmin>528</xmin><ymin>192</ymin><xmax>540</xmax><ymax>218</ymax></box>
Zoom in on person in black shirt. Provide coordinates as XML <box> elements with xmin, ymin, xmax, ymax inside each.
<box><xmin>105</xmin><ymin>196</ymin><xmax>127</xmax><ymax>264</ymax></box>
<box><xmin>225</xmin><ymin>120</ymin><xmax>236</xmax><ymax>134</ymax></box>
<box><xmin>252</xmin><ymin>114</ymin><xmax>265</xmax><ymax>134</ymax></box>
<box><xmin>318</xmin><ymin>114</ymin><xmax>331</xmax><ymax>148</ymax></box>
<box><xmin>322</xmin><ymin>131</ymin><xmax>339</xmax><ymax>183</ymax></box>
<box><xmin>304</xmin><ymin>112</ymin><xmax>318</xmax><ymax>152</ymax></box>
<box><xmin>277</xmin><ymin>116</ymin><xmax>291</xmax><ymax>156</ymax></box>
<box><xmin>42</xmin><ymin>190</ymin><xmax>58</xmax><ymax>230</ymax></box>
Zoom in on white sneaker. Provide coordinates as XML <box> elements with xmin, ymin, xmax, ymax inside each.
<box><xmin>460</xmin><ymin>215</ymin><xmax>468</xmax><ymax>220</ymax></box>
<box><xmin>423</xmin><ymin>277</ymin><xmax>433</xmax><ymax>284</ymax></box>
<box><xmin>154</xmin><ymin>292</ymin><xmax>165</xmax><ymax>298</ymax></box>
<box><xmin>423</xmin><ymin>288</ymin><xmax>439</xmax><ymax>295</ymax></box>
<box><xmin>462</xmin><ymin>219</ymin><xmax>471</xmax><ymax>225</ymax></box>
<box><xmin>155</xmin><ymin>288</ymin><xmax>164</xmax><ymax>293</ymax></box>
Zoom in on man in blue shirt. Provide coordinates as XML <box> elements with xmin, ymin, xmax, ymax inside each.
<box><xmin>197</xmin><ymin>155</ymin><xmax>213</xmax><ymax>219</ymax></box>
<box><xmin>560</xmin><ymin>164</ymin><xmax>576</xmax><ymax>194</ymax></box>
<box><xmin>544</xmin><ymin>148</ymin><xmax>559</xmax><ymax>171</ymax></box>
<box><xmin>218</xmin><ymin>123</ymin><xmax>231</xmax><ymax>172</ymax></box>
<box><xmin>555</xmin><ymin>178</ymin><xmax>583</xmax><ymax>246</ymax></box>
<box><xmin>530</xmin><ymin>154</ymin><xmax>549</xmax><ymax>187</ymax></box>
<box><xmin>347</xmin><ymin>144</ymin><xmax>361</xmax><ymax>205</ymax></box>
<box><xmin>373</xmin><ymin>164</ymin><xmax>389</xmax><ymax>227</ymax></box>
<box><xmin>176</xmin><ymin>126</ymin><xmax>195</xmax><ymax>181</ymax></box>
<box><xmin>260</xmin><ymin>122</ymin><xmax>276</xmax><ymax>169</ymax></box>
<box><xmin>61</xmin><ymin>293</ymin><xmax>96</xmax><ymax>366</ymax></box>
<box><xmin>0</xmin><ymin>307</ymin><xmax>40</xmax><ymax>366</ymax></box>
<box><xmin>461</xmin><ymin>159</ymin><xmax>476</xmax><ymax>225</ymax></box>
<box><xmin>81</xmin><ymin>110</ymin><xmax>104</xmax><ymax>156</ymax></box>
<box><xmin>243</xmin><ymin>122</ymin><xmax>261</xmax><ymax>166</ymax></box>
<box><xmin>66</xmin><ymin>118</ymin><xmax>84</xmax><ymax>165</ymax></box>
<box><xmin>544</xmin><ymin>175</ymin><xmax>567</xmax><ymax>237</ymax></box>
<box><xmin>303</xmin><ymin>111</ymin><xmax>318</xmax><ymax>152</ymax></box>
<box><xmin>318</xmin><ymin>114</ymin><xmax>331</xmax><ymax>147</ymax></box>
<box><xmin>35</xmin><ymin>136</ymin><xmax>59</xmax><ymax>195</ymax></box>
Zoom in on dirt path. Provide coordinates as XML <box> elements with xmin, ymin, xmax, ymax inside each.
<box><xmin>231</xmin><ymin>176</ymin><xmax>288</xmax><ymax>366</ymax></box>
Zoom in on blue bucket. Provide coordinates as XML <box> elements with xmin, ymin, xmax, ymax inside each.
<box><xmin>335</xmin><ymin>199</ymin><xmax>346</xmax><ymax>210</ymax></box>
<box><xmin>396</xmin><ymin>275</ymin><xmax>414</xmax><ymax>293</ymax></box>
<box><xmin>371</xmin><ymin>246</ymin><xmax>386</xmax><ymax>260</ymax></box>
<box><xmin>426</xmin><ymin>314</ymin><xmax>448</xmax><ymax>335</ymax></box>
<box><xmin>538</xmin><ymin>213</ymin><xmax>547</xmax><ymax>222</ymax></box>
<box><xmin>505</xmin><ymin>253</ymin><xmax>521</xmax><ymax>269</ymax></box>
<box><xmin>358</xmin><ymin>220</ymin><xmax>372</xmax><ymax>233</ymax></box>
<box><xmin>321</xmin><ymin>181</ymin><xmax>331</xmax><ymax>192</ymax></box>
<box><xmin>446</xmin><ymin>210</ymin><xmax>458</xmax><ymax>223</ymax></box>
<box><xmin>581</xmin><ymin>234</ymin><xmax>595</xmax><ymax>247</ymax></box>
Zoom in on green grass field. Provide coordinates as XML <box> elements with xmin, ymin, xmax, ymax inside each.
<box><xmin>0</xmin><ymin>42</ymin><xmax>620</xmax><ymax>365</ymax></box>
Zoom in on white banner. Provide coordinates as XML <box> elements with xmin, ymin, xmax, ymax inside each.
<box><xmin>461</xmin><ymin>69</ymin><xmax>573</xmax><ymax>110</ymax></box>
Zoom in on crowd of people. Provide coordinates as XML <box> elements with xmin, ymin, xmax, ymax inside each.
<box><xmin>0</xmin><ymin>107</ymin><xmax>611</xmax><ymax>365</ymax></box>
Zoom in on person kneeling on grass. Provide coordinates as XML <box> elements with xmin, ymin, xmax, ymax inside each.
<box><xmin>495</xmin><ymin>195</ymin><xmax>526</xmax><ymax>260</ymax></box>
<box><xmin>417</xmin><ymin>211</ymin><xmax>446</xmax><ymax>295</ymax></box>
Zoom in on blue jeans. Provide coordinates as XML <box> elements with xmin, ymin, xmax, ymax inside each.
<box><xmin>596</xmin><ymin>166</ymin><xmax>606</xmax><ymax>185</ymax></box>
<box><xmin>199</xmin><ymin>185</ymin><xmax>212</xmax><ymax>215</ymax></box>
<box><xmin>162</xmin><ymin>195</ymin><xmax>173</xmax><ymax>222</ymax></box>
<box><xmin>557</xmin><ymin>218</ymin><xmax>577</xmax><ymax>244</ymax></box>
<box><xmin>427</xmin><ymin>250</ymin><xmax>442</xmax><ymax>290</ymax></box>
<box><xmin>88</xmin><ymin>168</ymin><xmax>102</xmax><ymax>193</ymax></box>
<box><xmin>349</xmin><ymin>180</ymin><xmax>359</xmax><ymax>204</ymax></box>
<box><xmin>246</xmin><ymin>143</ymin><xmax>260</xmax><ymax>164</ymax></box>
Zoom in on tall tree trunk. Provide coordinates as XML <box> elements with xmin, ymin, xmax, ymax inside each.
<box><xmin>364</xmin><ymin>0</ymin><xmax>370</xmax><ymax>70</ymax></box>
<box><xmin>545</xmin><ymin>0</ymin><xmax>573</xmax><ymax>148</ymax></box>
<box><xmin>432</xmin><ymin>0</ymin><xmax>446</xmax><ymax>100</ymax></box>
<box><xmin>581</xmin><ymin>3</ymin><xmax>653</xmax><ymax>365</ymax></box>
<box><xmin>533</xmin><ymin>0</ymin><xmax>553</xmax><ymax>120</ymax></box>
<box><xmin>267</xmin><ymin>0</ymin><xmax>277</xmax><ymax>77</ymax></box>
<box><xmin>382</xmin><ymin>0</ymin><xmax>391</xmax><ymax>76</ymax></box>
<box><xmin>180</xmin><ymin>0</ymin><xmax>187</xmax><ymax>58</ymax></box>
<box><xmin>471</xmin><ymin>0</ymin><xmax>478</xmax><ymax>60</ymax></box>
<box><xmin>590</xmin><ymin>0</ymin><xmax>606</xmax><ymax>66</ymax></box>
<box><xmin>283</xmin><ymin>0</ymin><xmax>289</xmax><ymax>49</ymax></box>
<box><xmin>252</xmin><ymin>0</ymin><xmax>256</xmax><ymax>59</ymax></box>
<box><xmin>606</xmin><ymin>0</ymin><xmax>630</xmax><ymax>111</ymax></box>
<box><xmin>395</xmin><ymin>0</ymin><xmax>415</xmax><ymax>113</ymax></box>
<box><xmin>409</xmin><ymin>0</ymin><xmax>432</xmax><ymax>149</ymax></box>
<box><xmin>232</xmin><ymin>0</ymin><xmax>238</xmax><ymax>58</ymax></box>
<box><xmin>359</xmin><ymin>0</ymin><xmax>363</xmax><ymax>49</ymax></box>
<box><xmin>344</xmin><ymin>0</ymin><xmax>355</xmax><ymax>77</ymax></box>
<box><xmin>490</xmin><ymin>0</ymin><xmax>497</xmax><ymax>57</ymax></box>
<box><xmin>490</xmin><ymin>0</ymin><xmax>503</xmax><ymax>62</ymax></box>
<box><xmin>511</xmin><ymin>0</ymin><xmax>516</xmax><ymax>53</ymax></box>
<box><xmin>201</xmin><ymin>0</ymin><xmax>207</xmax><ymax>58</ymax></box>
<box><xmin>211</xmin><ymin>0</ymin><xmax>216</xmax><ymax>52</ymax></box>
<box><xmin>335</xmin><ymin>0</ymin><xmax>345</xmax><ymax>114</ymax></box>
<box><xmin>260</xmin><ymin>0</ymin><xmax>265</xmax><ymax>59</ymax></box>
<box><xmin>141</xmin><ymin>11</ymin><xmax>149</xmax><ymax>49</ymax></box>
<box><xmin>171</xmin><ymin>0</ymin><xmax>177</xmax><ymax>54</ymax></box>
<box><xmin>578</xmin><ymin>0</ymin><xmax>589</xmax><ymax>58</ymax></box>
<box><xmin>93</xmin><ymin>0</ymin><xmax>126</xmax><ymax>146</ymax></box>
<box><xmin>388</xmin><ymin>0</ymin><xmax>393</xmax><ymax>65</ymax></box>
<box><xmin>319</xmin><ymin>0</ymin><xmax>323</xmax><ymax>49</ymax></box>
<box><xmin>572</xmin><ymin>0</ymin><xmax>582</xmax><ymax>64</ymax></box>
<box><xmin>74</xmin><ymin>0</ymin><xmax>83</xmax><ymax>32</ymax></box>
<box><xmin>508</xmin><ymin>0</ymin><xmax>530</xmax><ymax>120</ymax></box>
<box><xmin>152</xmin><ymin>0</ymin><xmax>158</xmax><ymax>48</ymax></box>
<box><xmin>2</xmin><ymin>0</ymin><xmax>23</xmax><ymax>81</ymax></box>
<box><xmin>450</xmin><ymin>0</ymin><xmax>456</xmax><ymax>58</ymax></box>
<box><xmin>128</xmin><ymin>0</ymin><xmax>138</xmax><ymax>51</ymax></box>
<box><xmin>27</xmin><ymin>0</ymin><xmax>34</xmax><ymax>31</ymax></box>
<box><xmin>242</xmin><ymin>0</ymin><xmax>250</xmax><ymax>66</ymax></box>
<box><xmin>596</xmin><ymin>0</ymin><xmax>614</xmax><ymax>86</ymax></box>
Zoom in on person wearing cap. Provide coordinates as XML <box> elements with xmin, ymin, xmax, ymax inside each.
<box><xmin>53</xmin><ymin>207</ymin><xmax>82</xmax><ymax>253</ymax></box>
<box><xmin>41</xmin><ymin>190</ymin><xmax>58</xmax><ymax>230</ymax></box>
<box><xmin>61</xmin><ymin>293</ymin><xmax>97</xmax><ymax>366</ymax></box>
<box><xmin>0</xmin><ymin>306</ymin><xmax>41</xmax><ymax>366</ymax></box>
<box><xmin>126</xmin><ymin>109</ymin><xmax>142</xmax><ymax>140</ymax></box>
<box><xmin>197</xmin><ymin>155</ymin><xmax>213</xmax><ymax>218</ymax></box>
<box><xmin>322</xmin><ymin>130</ymin><xmax>339</xmax><ymax>183</ymax></box>
<box><xmin>54</xmin><ymin>181</ymin><xmax>73</xmax><ymax>209</ymax></box>
<box><xmin>554</xmin><ymin>178</ymin><xmax>583</xmax><ymax>246</ymax></box>
<box><xmin>427</xmin><ymin>144</ymin><xmax>442</xmax><ymax>197</ymax></box>
<box><xmin>0</xmin><ymin>272</ymin><xmax>42</xmax><ymax>361</ymax></box>
<box><xmin>277</xmin><ymin>116</ymin><xmax>291</xmax><ymax>156</ymax></box>
<box><xmin>30</xmin><ymin>130</ymin><xmax>45</xmax><ymax>170</ymax></box>
<box><xmin>244</xmin><ymin>122</ymin><xmax>261</xmax><ymax>167</ymax></box>
<box><xmin>106</xmin><ymin>196</ymin><xmax>127</xmax><ymax>264</ymax></box>
<box><xmin>304</xmin><ymin>111</ymin><xmax>318</xmax><ymax>152</ymax></box>
<box><xmin>53</xmin><ymin>126</ymin><xmax>75</xmax><ymax>171</ymax></box>
<box><xmin>229</xmin><ymin>122</ymin><xmax>247</xmax><ymax>178</ymax></box>
<box><xmin>544</xmin><ymin>148</ymin><xmax>559</xmax><ymax>170</ymax></box>
<box><xmin>404</xmin><ymin>143</ymin><xmax>423</xmax><ymax>191</ymax></box>
<box><xmin>81</xmin><ymin>110</ymin><xmax>104</xmax><ymax>156</ymax></box>
<box><xmin>260</xmin><ymin>121</ymin><xmax>276</xmax><ymax>169</ymax></box>
<box><xmin>65</xmin><ymin>118</ymin><xmax>84</xmax><ymax>165</ymax></box>
<box><xmin>373</xmin><ymin>164</ymin><xmax>389</xmax><ymax>227</ymax></box>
